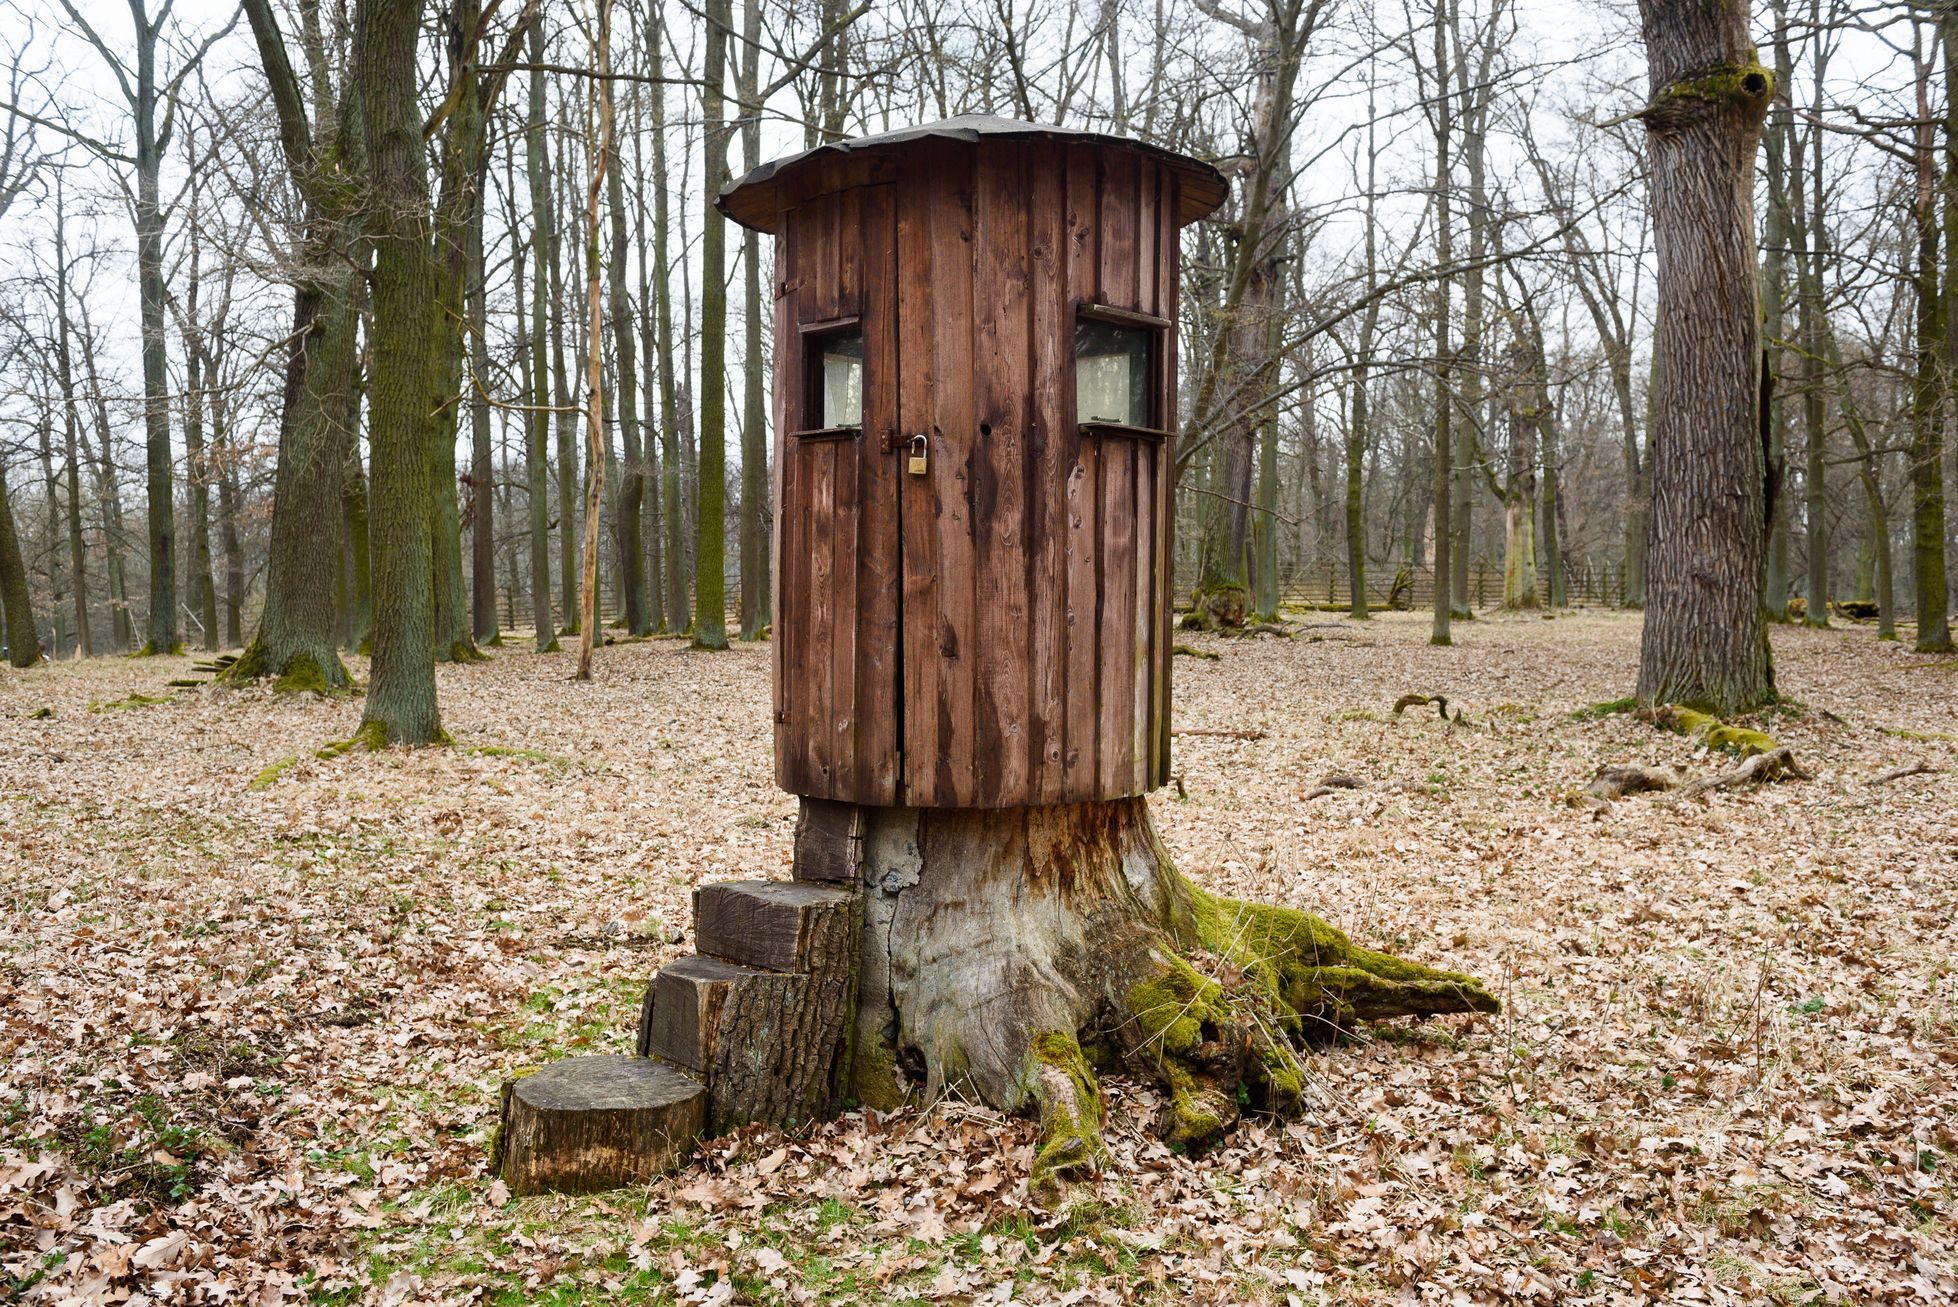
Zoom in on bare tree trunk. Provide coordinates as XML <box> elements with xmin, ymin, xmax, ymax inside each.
<box><xmin>76</xmin><ymin>313</ymin><xmax>132</xmax><ymax>652</ymax></box>
<box><xmin>51</xmin><ymin>188</ymin><xmax>92</xmax><ymax>658</ymax></box>
<box><xmin>525</xmin><ymin>22</ymin><xmax>558</xmax><ymax>653</ymax></box>
<box><xmin>577</xmin><ymin>0</ymin><xmax>614</xmax><ymax>681</ymax></box>
<box><xmin>1500</xmin><ymin>303</ymin><xmax>1541</xmax><ymax>609</ymax></box>
<box><xmin>232</xmin><ymin>0</ymin><xmax>363</xmax><ymax>687</ymax></box>
<box><xmin>0</xmin><ymin>459</ymin><xmax>39</xmax><ymax>666</ymax></box>
<box><xmin>356</xmin><ymin>0</ymin><xmax>445</xmax><ymax>746</ymax></box>
<box><xmin>1919</xmin><ymin>10</ymin><xmax>1958</xmax><ymax>652</ymax></box>
<box><xmin>1761</xmin><ymin>1</ymin><xmax>1795</xmax><ymax>620</ymax></box>
<box><xmin>35</xmin><ymin>405</ymin><xmax>70</xmax><ymax>658</ymax></box>
<box><xmin>180</xmin><ymin>312</ymin><xmax>219</xmax><ymax>651</ymax></box>
<box><xmin>631</xmin><ymin>101</ymin><xmax>665</xmax><ymax>635</ymax></box>
<box><xmin>1540</xmin><ymin>386</ymin><xmax>1566</xmax><ymax>607</ymax></box>
<box><xmin>694</xmin><ymin>0</ymin><xmax>732</xmax><ymax>651</ymax></box>
<box><xmin>605</xmin><ymin>44</ymin><xmax>647</xmax><ymax>638</ymax></box>
<box><xmin>651</xmin><ymin>8</ymin><xmax>688</xmax><ymax>633</ymax></box>
<box><xmin>1428</xmin><ymin>0</ymin><xmax>1453</xmax><ymax>647</ymax></box>
<box><xmin>1791</xmin><ymin>2</ymin><xmax>1829</xmax><ymax>626</ymax></box>
<box><xmin>550</xmin><ymin>64</ymin><xmax>581</xmax><ymax>637</ymax></box>
<box><xmin>1633</xmin><ymin>0</ymin><xmax>1776</xmax><ymax>713</ymax></box>
<box><xmin>470</xmin><ymin>177</ymin><xmax>498</xmax><ymax>645</ymax></box>
<box><xmin>736</xmin><ymin>0</ymin><xmax>769</xmax><ymax>641</ymax></box>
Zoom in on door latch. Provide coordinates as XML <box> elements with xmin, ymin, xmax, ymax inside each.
<box><xmin>906</xmin><ymin>432</ymin><xmax>929</xmax><ymax>476</ymax></box>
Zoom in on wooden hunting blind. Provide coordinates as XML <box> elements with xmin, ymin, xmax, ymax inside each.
<box><xmin>719</xmin><ymin>115</ymin><xmax>1227</xmax><ymax>810</ymax></box>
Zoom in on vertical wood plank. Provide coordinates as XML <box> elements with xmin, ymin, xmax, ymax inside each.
<box><xmin>1027</xmin><ymin>144</ymin><xmax>1068</xmax><ymax>803</ymax></box>
<box><xmin>1136</xmin><ymin>160</ymin><xmax>1159</xmax><ymax>318</ymax></box>
<box><xmin>1096</xmin><ymin>438</ymin><xmax>1137</xmax><ymax>798</ymax></box>
<box><xmin>836</xmin><ymin>186</ymin><xmax>863</xmax><ymax>315</ymax></box>
<box><xmin>772</xmin><ymin>217</ymin><xmax>799</xmax><ymax>793</ymax></box>
<box><xmin>973</xmin><ymin>141</ymin><xmax>1031</xmax><ymax>806</ymax></box>
<box><xmin>1131</xmin><ymin>436</ymin><xmax>1155</xmax><ymax>794</ymax></box>
<box><xmin>1155</xmin><ymin>175</ymin><xmax>1181</xmax><ymax>787</ymax></box>
<box><xmin>924</xmin><ymin>155</ymin><xmax>978</xmax><ymax>807</ymax></box>
<box><xmin>896</xmin><ymin>165</ymin><xmax>941</xmax><ymax>806</ymax></box>
<box><xmin>855</xmin><ymin>184</ymin><xmax>901</xmax><ymax>803</ymax></box>
<box><xmin>805</xmin><ymin>439</ymin><xmax>836</xmax><ymax>792</ymax></box>
<box><xmin>1099</xmin><ymin>149</ymin><xmax>1139</xmax><ymax>311</ymax></box>
<box><xmin>1062</xmin><ymin>146</ymin><xmax>1102</xmax><ymax>798</ymax></box>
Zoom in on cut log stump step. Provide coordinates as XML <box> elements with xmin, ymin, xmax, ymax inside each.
<box><xmin>696</xmin><ymin>879</ymin><xmax>855</xmax><ymax>972</ymax></box>
<box><xmin>495</xmin><ymin>1055</ymin><xmax>705</xmax><ymax>1196</ymax></box>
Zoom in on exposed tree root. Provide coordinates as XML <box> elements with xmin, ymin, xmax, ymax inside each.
<box><xmin>1669</xmin><ymin>746</ymin><xmax>1812</xmax><ymax>801</ymax></box>
<box><xmin>852</xmin><ymin>799</ymin><xmax>1497</xmax><ymax>1198</ymax></box>
<box><xmin>1394</xmin><ymin>692</ymin><xmax>1474</xmax><ymax>727</ymax></box>
<box><xmin>1868</xmin><ymin>762</ymin><xmax>1937</xmax><ymax>786</ymax></box>
<box><xmin>1639</xmin><ymin>704</ymin><xmax>1775</xmax><ymax>758</ymax></box>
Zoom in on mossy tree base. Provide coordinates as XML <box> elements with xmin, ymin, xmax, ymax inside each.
<box><xmin>217</xmin><ymin>638</ymin><xmax>354</xmax><ymax>695</ymax></box>
<box><xmin>849</xmin><ymin>799</ymin><xmax>1496</xmax><ymax>1197</ymax></box>
<box><xmin>1182</xmin><ymin>582</ymin><xmax>1248</xmax><ymax>633</ymax></box>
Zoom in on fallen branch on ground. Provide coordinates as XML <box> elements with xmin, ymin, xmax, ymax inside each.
<box><xmin>1172</xmin><ymin>728</ymin><xmax>1268</xmax><ymax>741</ymax></box>
<box><xmin>1868</xmin><ymin>762</ymin><xmax>1938</xmax><ymax>786</ymax></box>
<box><xmin>1669</xmin><ymin>747</ymin><xmax>1813</xmax><ymax>802</ymax></box>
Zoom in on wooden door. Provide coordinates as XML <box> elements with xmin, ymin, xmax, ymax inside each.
<box><xmin>773</xmin><ymin>185</ymin><xmax>901</xmax><ymax>804</ymax></box>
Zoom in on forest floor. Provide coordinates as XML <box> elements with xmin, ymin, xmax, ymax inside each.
<box><xmin>2</xmin><ymin>609</ymin><xmax>1956</xmax><ymax>1305</ymax></box>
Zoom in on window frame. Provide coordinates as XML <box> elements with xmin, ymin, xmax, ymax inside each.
<box><xmin>1073</xmin><ymin>302</ymin><xmax>1171</xmax><ymax>441</ymax></box>
<box><xmin>793</xmin><ymin>314</ymin><xmax>865</xmax><ymax>440</ymax></box>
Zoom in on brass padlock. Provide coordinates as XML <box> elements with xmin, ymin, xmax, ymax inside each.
<box><xmin>907</xmin><ymin>433</ymin><xmax>929</xmax><ymax>476</ymax></box>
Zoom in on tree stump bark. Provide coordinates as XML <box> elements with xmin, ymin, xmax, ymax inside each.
<box><xmin>494</xmin><ymin>1055</ymin><xmax>705</xmax><ymax>1196</ymax></box>
<box><xmin>841</xmin><ymin>797</ymin><xmax>1495</xmax><ymax>1194</ymax></box>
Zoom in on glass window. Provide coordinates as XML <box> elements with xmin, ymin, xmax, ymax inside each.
<box><xmin>816</xmin><ymin>332</ymin><xmax>864</xmax><ymax>428</ymax></box>
<box><xmin>1075</xmin><ymin>319</ymin><xmax>1152</xmax><ymax>427</ymax></box>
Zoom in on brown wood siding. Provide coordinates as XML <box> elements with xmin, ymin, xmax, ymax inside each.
<box><xmin>774</xmin><ymin>143</ymin><xmax>1180</xmax><ymax>808</ymax></box>
<box><xmin>773</xmin><ymin>185</ymin><xmax>898</xmax><ymax>804</ymax></box>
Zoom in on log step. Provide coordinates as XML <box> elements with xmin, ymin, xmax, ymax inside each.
<box><xmin>639</xmin><ymin>949</ymin><xmax>853</xmax><ymax>1133</ymax></box>
<box><xmin>695</xmin><ymin>879</ymin><xmax>855</xmax><ymax>973</ymax></box>
<box><xmin>494</xmin><ymin>1054</ymin><xmax>705</xmax><ymax>1196</ymax></box>
<box><xmin>641</xmin><ymin>954</ymin><xmax>794</xmax><ymax>1070</ymax></box>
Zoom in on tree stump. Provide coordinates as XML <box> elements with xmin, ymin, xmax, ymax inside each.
<box><xmin>842</xmin><ymin>797</ymin><xmax>1496</xmax><ymax>1194</ymax></box>
<box><xmin>494</xmin><ymin>1055</ymin><xmax>705</xmax><ymax>1196</ymax></box>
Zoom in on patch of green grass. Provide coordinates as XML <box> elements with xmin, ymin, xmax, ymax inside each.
<box><xmin>66</xmin><ymin>1094</ymin><xmax>208</xmax><ymax>1204</ymax></box>
<box><xmin>1569</xmin><ymin>696</ymin><xmax>1637</xmax><ymax>721</ymax></box>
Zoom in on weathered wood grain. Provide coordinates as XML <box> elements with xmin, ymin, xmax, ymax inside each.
<box><xmin>495</xmin><ymin>1055</ymin><xmax>704</xmax><ymax>1196</ymax></box>
<box><xmin>645</xmin><ymin>952</ymin><xmax>850</xmax><ymax>1132</ymax></box>
<box><xmin>695</xmin><ymin>879</ymin><xmax>855</xmax><ymax>974</ymax></box>
<box><xmin>793</xmin><ymin>796</ymin><xmax>863</xmax><ymax>884</ymax></box>
<box><xmin>766</xmin><ymin>137</ymin><xmax>1202</xmax><ymax>809</ymax></box>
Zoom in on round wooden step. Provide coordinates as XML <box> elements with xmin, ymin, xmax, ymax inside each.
<box><xmin>495</xmin><ymin>1055</ymin><xmax>705</xmax><ymax>1195</ymax></box>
